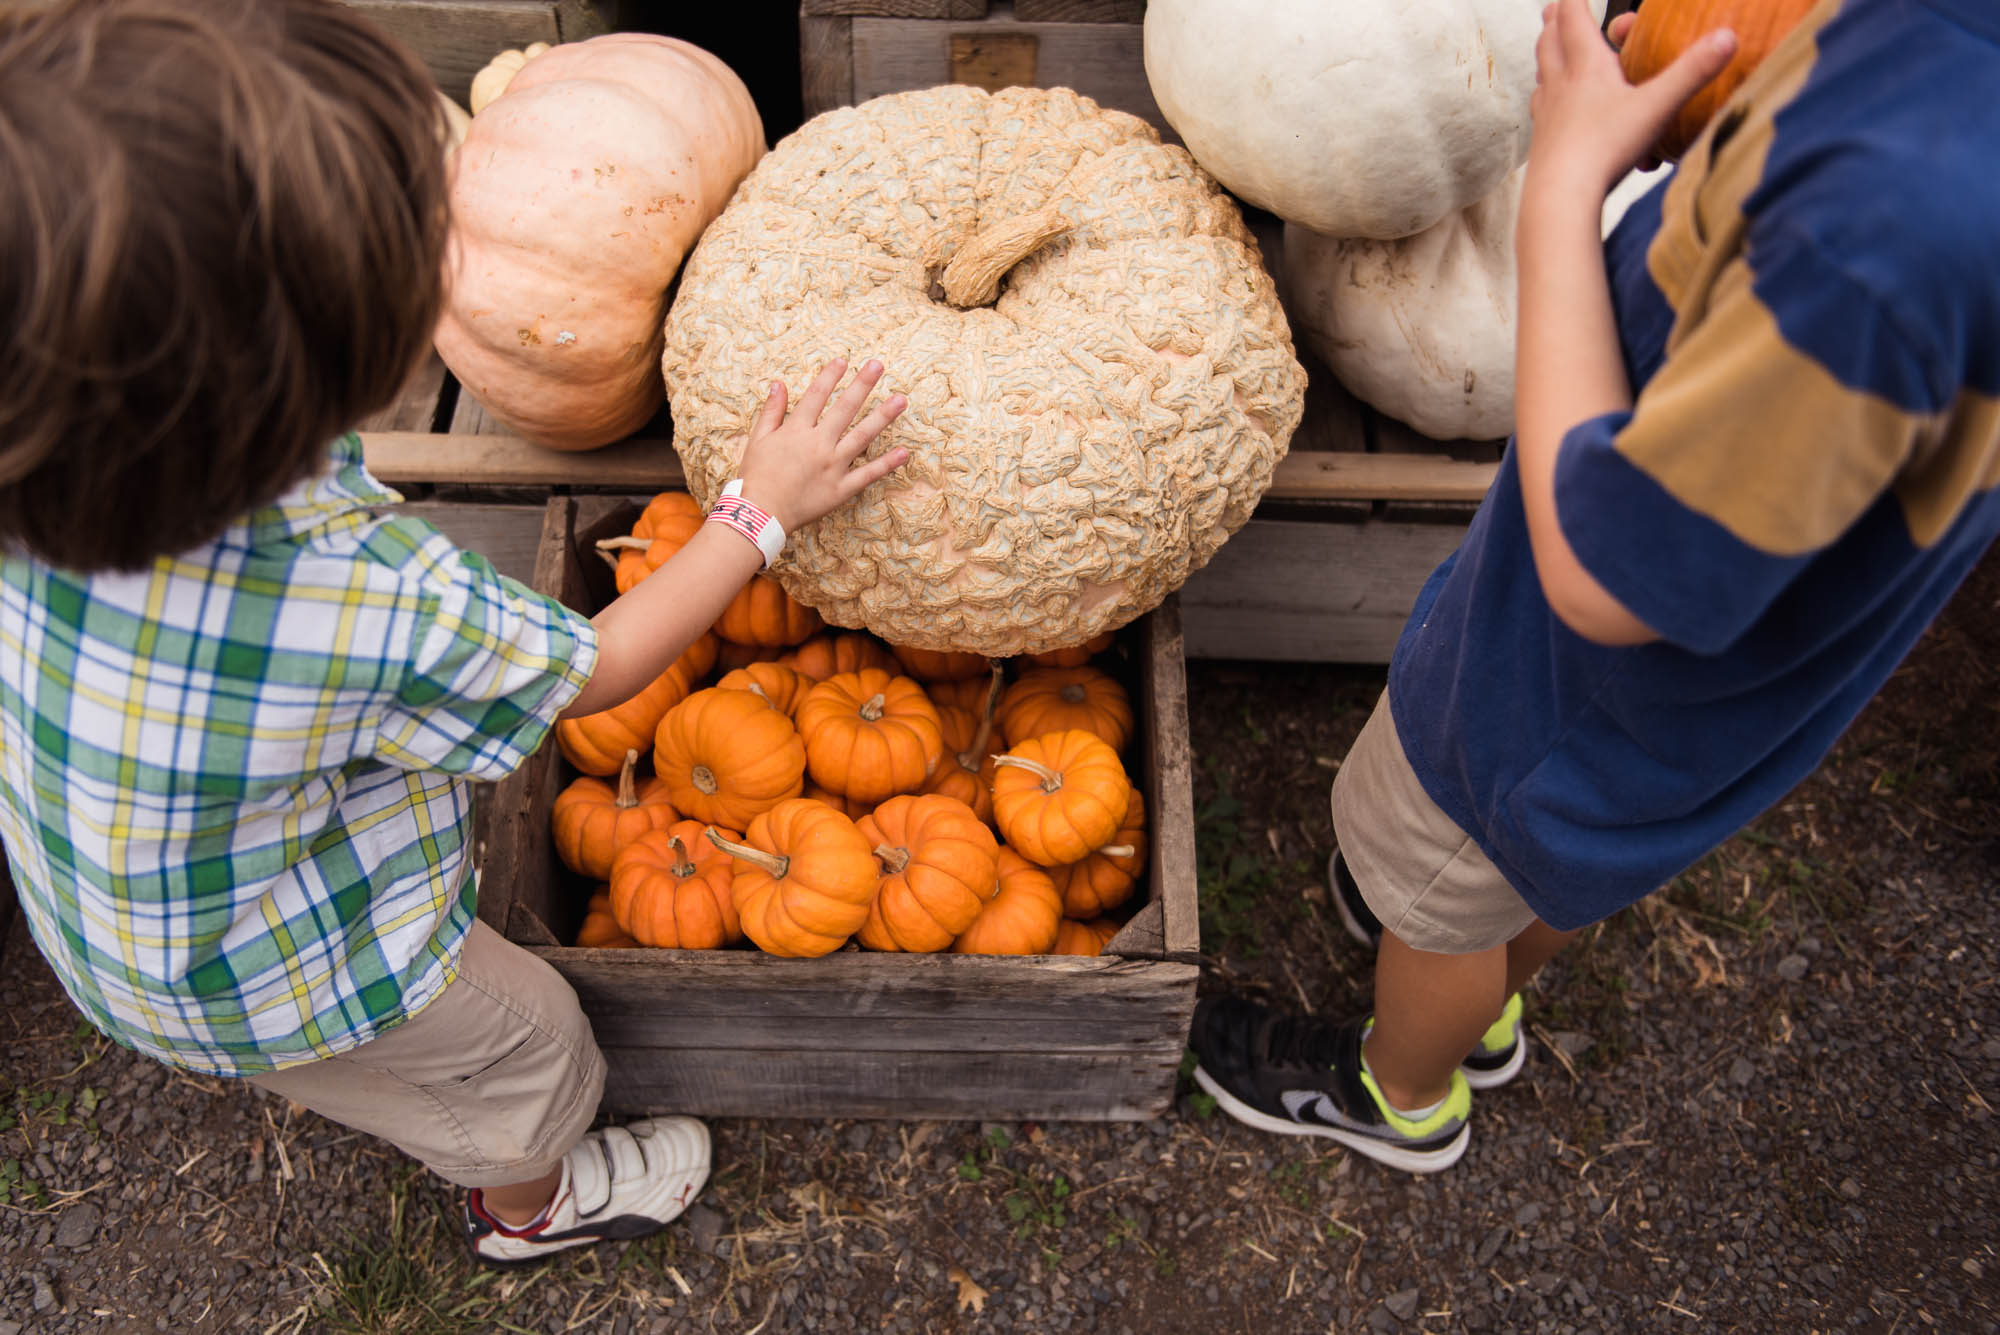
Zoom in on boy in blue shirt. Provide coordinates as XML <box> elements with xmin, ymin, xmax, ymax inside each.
<box><xmin>0</xmin><ymin>0</ymin><xmax>907</xmax><ymax>1262</ymax></box>
<box><xmin>1193</xmin><ymin>0</ymin><xmax>2000</xmax><ymax>1171</ymax></box>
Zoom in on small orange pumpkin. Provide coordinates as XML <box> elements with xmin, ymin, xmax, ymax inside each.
<box><xmin>855</xmin><ymin>794</ymin><xmax>1000</xmax><ymax>952</ymax></box>
<box><xmin>1619</xmin><ymin>0</ymin><xmax>1818</xmax><ymax>162</ymax></box>
<box><xmin>990</xmin><ymin>730</ymin><xmax>1131</xmax><ymax>866</ymax></box>
<box><xmin>713</xmin><ymin>574</ymin><xmax>824</xmax><ymax>648</ymax></box>
<box><xmin>556</xmin><ymin>633</ymin><xmax>718</xmax><ymax>776</ymax></box>
<box><xmin>926</xmin><ymin>674</ymin><xmax>997</xmax><ymax>714</ymax></box>
<box><xmin>1048</xmin><ymin>788</ymin><xmax>1147</xmax><ymax>917</ymax></box>
<box><xmin>951</xmin><ymin>848</ymin><xmax>1063</xmax><ymax>955</ymax></box>
<box><xmin>654</xmin><ymin>687</ymin><xmax>806</xmax><ymax>828</ymax></box>
<box><xmin>889</xmin><ymin>643</ymin><xmax>990</xmax><ymax>682</ymax></box>
<box><xmin>999</xmin><ymin>665</ymin><xmax>1133</xmax><ymax>754</ymax></box>
<box><xmin>710</xmin><ymin>800</ymin><xmax>878</xmax><ymax>957</ymax></box>
<box><xmin>551</xmin><ymin>749</ymin><xmax>682</xmax><ymax>879</ymax></box>
<box><xmin>922</xmin><ymin>666</ymin><xmax>1003</xmax><ymax>826</ymax></box>
<box><xmin>716</xmin><ymin>661</ymin><xmax>811</xmax><ymax>719</ymax></box>
<box><xmin>1050</xmin><ymin>916</ymin><xmax>1121</xmax><ymax>957</ymax></box>
<box><xmin>1026</xmin><ymin>631</ymin><xmax>1115</xmax><ymax>670</ymax></box>
<box><xmin>603</xmin><ymin>492</ymin><xmax>704</xmax><ymax>594</ymax></box>
<box><xmin>609</xmin><ymin>821</ymin><xmax>742</xmax><ymax>948</ymax></box>
<box><xmin>576</xmin><ymin>887</ymin><xmax>640</xmax><ymax>948</ymax></box>
<box><xmin>781</xmin><ymin>632</ymin><xmax>900</xmax><ymax>683</ymax></box>
<box><xmin>795</xmin><ymin>668</ymin><xmax>945</xmax><ymax>806</ymax></box>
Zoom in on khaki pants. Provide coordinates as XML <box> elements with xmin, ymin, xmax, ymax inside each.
<box><xmin>251</xmin><ymin>919</ymin><xmax>606</xmax><ymax>1188</ymax></box>
<box><xmin>1330</xmin><ymin>690</ymin><xmax>1539</xmax><ymax>955</ymax></box>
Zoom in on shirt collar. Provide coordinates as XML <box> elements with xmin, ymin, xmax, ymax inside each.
<box><xmin>226</xmin><ymin>433</ymin><xmax>403</xmax><ymax>548</ymax></box>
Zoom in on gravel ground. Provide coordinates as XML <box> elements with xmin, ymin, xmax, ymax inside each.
<box><xmin>3</xmin><ymin>555</ymin><xmax>1996</xmax><ymax>1335</ymax></box>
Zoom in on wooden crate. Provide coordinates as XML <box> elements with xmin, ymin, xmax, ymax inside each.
<box><xmin>472</xmin><ymin>494</ymin><xmax>1200</xmax><ymax>1121</ymax></box>
<box><xmin>801</xmin><ymin>0</ymin><xmax>1160</xmax><ymax>129</ymax></box>
<box><xmin>337</xmin><ymin>1</ymin><xmax>612</xmax><ymax>104</ymax></box>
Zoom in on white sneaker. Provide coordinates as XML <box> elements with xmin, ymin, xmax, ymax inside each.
<box><xmin>464</xmin><ymin>1116</ymin><xmax>711</xmax><ymax>1267</ymax></box>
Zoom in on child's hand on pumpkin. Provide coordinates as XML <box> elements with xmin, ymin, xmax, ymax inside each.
<box><xmin>735</xmin><ymin>358</ymin><xmax>909</xmax><ymax>534</ymax></box>
<box><xmin>1526</xmin><ymin>0</ymin><xmax>1735</xmax><ymax>198</ymax></box>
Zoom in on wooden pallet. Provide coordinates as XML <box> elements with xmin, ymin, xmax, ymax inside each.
<box><xmin>470</xmin><ymin>494</ymin><xmax>1199</xmax><ymax>1120</ymax></box>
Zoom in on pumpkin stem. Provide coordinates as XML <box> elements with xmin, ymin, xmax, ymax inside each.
<box><xmin>859</xmin><ymin>692</ymin><xmax>888</xmax><ymax>722</ymax></box>
<box><xmin>668</xmin><ymin>835</ymin><xmax>697</xmax><ymax>879</ymax></box>
<box><xmin>991</xmin><ymin>752</ymin><xmax>1064</xmax><ymax>793</ymax></box>
<box><xmin>705</xmin><ymin>826</ymin><xmax>789</xmax><ymax>879</ymax></box>
<box><xmin>939</xmin><ymin>153</ymin><xmax>1111</xmax><ymax>308</ymax></box>
<box><xmin>1098</xmin><ymin>843</ymin><xmax>1136</xmax><ymax>859</ymax></box>
<box><xmin>594</xmin><ymin>536</ymin><xmax>653</xmax><ymax>554</ymax></box>
<box><xmin>615</xmin><ymin>749</ymin><xmax>640</xmax><ymax>808</ymax></box>
<box><xmin>874</xmin><ymin>843</ymin><xmax>912</xmax><ymax>876</ymax></box>
<box><xmin>691</xmin><ymin>764</ymin><xmax>719</xmax><ymax>795</ymax></box>
<box><xmin>959</xmin><ymin>665</ymin><xmax>1004</xmax><ymax>771</ymax></box>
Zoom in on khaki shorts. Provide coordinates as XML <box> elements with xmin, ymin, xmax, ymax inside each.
<box><xmin>250</xmin><ymin>918</ymin><xmax>606</xmax><ymax>1188</ymax></box>
<box><xmin>1329</xmin><ymin>690</ymin><xmax>1538</xmax><ymax>955</ymax></box>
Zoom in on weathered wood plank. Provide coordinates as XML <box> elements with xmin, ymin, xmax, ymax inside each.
<box><xmin>447</xmin><ymin>383</ymin><xmax>506</xmax><ymax>437</ymax></box>
<box><xmin>382</xmin><ymin>502</ymin><xmax>546</xmax><ymax>585</ymax></box>
<box><xmin>1139</xmin><ymin>597</ymin><xmax>1199</xmax><ymax>960</ymax></box>
<box><xmin>1180</xmin><ymin>517</ymin><xmax>1468</xmax><ymax>664</ymax></box>
<box><xmin>594</xmin><ymin>1044</ymin><xmax>1188</xmax><ymax>1120</ymax></box>
<box><xmin>358</xmin><ymin>432</ymin><xmax>1498</xmax><ymax>502</ymax></box>
<box><xmin>851</xmin><ymin>15</ymin><xmax>1167</xmax><ymax>135</ymax></box>
<box><xmin>1015</xmin><ymin>0</ymin><xmax>1143</xmax><ymax>21</ymax></box>
<box><xmin>800</xmin><ymin>15</ymin><xmax>855</xmax><ymax>117</ymax></box>
<box><xmin>340</xmin><ymin>1</ymin><xmax>566</xmax><ymax>105</ymax></box>
<box><xmin>802</xmin><ymin>0</ymin><xmax>980</xmax><ymax>16</ymax></box>
<box><xmin>356</xmin><ymin>352</ymin><xmax>451</xmax><ymax>435</ymax></box>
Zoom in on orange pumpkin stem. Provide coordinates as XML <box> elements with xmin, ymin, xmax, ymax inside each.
<box><xmin>992</xmin><ymin>753</ymin><xmax>1064</xmax><ymax>793</ymax></box>
<box><xmin>668</xmin><ymin>835</ymin><xmax>696</xmax><ymax>879</ymax></box>
<box><xmin>615</xmin><ymin>749</ymin><xmax>640</xmax><ymax>809</ymax></box>
<box><xmin>859</xmin><ymin>692</ymin><xmax>888</xmax><ymax>722</ymax></box>
<box><xmin>595</xmin><ymin>536</ymin><xmax>653</xmax><ymax>554</ymax></box>
<box><xmin>960</xmin><ymin>666</ymin><xmax>1003</xmax><ymax>771</ymax></box>
<box><xmin>691</xmin><ymin>764</ymin><xmax>720</xmax><ymax>795</ymax></box>
<box><xmin>705</xmin><ymin>825</ymin><xmax>788</xmax><ymax>879</ymax></box>
<box><xmin>874</xmin><ymin>843</ymin><xmax>912</xmax><ymax>876</ymax></box>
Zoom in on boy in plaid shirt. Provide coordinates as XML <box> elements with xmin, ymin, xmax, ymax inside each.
<box><xmin>0</xmin><ymin>0</ymin><xmax>907</xmax><ymax>1265</ymax></box>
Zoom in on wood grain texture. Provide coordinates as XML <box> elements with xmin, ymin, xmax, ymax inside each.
<box><xmin>849</xmin><ymin>15</ymin><xmax>1166</xmax><ymax>136</ymax></box>
<box><xmin>950</xmin><ymin>30</ymin><xmax>1039</xmax><ymax>91</ymax></box>
<box><xmin>358</xmin><ymin>432</ymin><xmax>1497</xmax><ymax>502</ymax></box>
<box><xmin>381</xmin><ymin>502</ymin><xmax>547</xmax><ymax>586</ymax></box>
<box><xmin>356</xmin><ymin>353</ymin><xmax>451</xmax><ymax>434</ymax></box>
<box><xmin>800</xmin><ymin>15</ymin><xmax>855</xmax><ymax>115</ymax></box>
<box><xmin>341</xmin><ymin>1</ymin><xmax>564</xmax><ymax>104</ymax></box>
<box><xmin>593</xmin><ymin>1044</ymin><xmax>1190</xmax><ymax>1119</ymax></box>
<box><xmin>1179</xmin><ymin>517</ymin><xmax>1470</xmax><ymax>664</ymax></box>
<box><xmin>1138</xmin><ymin>597</ymin><xmax>1199</xmax><ymax>960</ymax></box>
<box><xmin>1015</xmin><ymin>0</ymin><xmax>1143</xmax><ymax>20</ymax></box>
<box><xmin>802</xmin><ymin>0</ymin><xmax>981</xmax><ymax>16</ymax></box>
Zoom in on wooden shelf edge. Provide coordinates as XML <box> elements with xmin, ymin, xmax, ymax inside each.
<box><xmin>359</xmin><ymin>432</ymin><xmax>1500</xmax><ymax>505</ymax></box>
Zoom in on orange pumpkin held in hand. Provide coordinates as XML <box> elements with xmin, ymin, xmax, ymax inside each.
<box><xmin>1048</xmin><ymin>787</ymin><xmax>1147</xmax><ymax>918</ymax></box>
<box><xmin>1000</xmin><ymin>665</ymin><xmax>1133</xmax><ymax>754</ymax></box>
<box><xmin>1618</xmin><ymin>0</ymin><xmax>1819</xmax><ymax>162</ymax></box>
<box><xmin>654</xmin><ymin>687</ymin><xmax>806</xmax><ymax>828</ymax></box>
<box><xmin>556</xmin><ymin>632</ymin><xmax>717</xmax><ymax>775</ymax></box>
<box><xmin>951</xmin><ymin>848</ymin><xmax>1063</xmax><ymax>956</ymax></box>
<box><xmin>710</xmin><ymin>800</ymin><xmax>878</xmax><ymax>957</ymax></box>
<box><xmin>609</xmin><ymin>821</ymin><xmax>742</xmax><ymax>948</ymax></box>
<box><xmin>551</xmin><ymin>749</ymin><xmax>681</xmax><ymax>880</ymax></box>
<box><xmin>990</xmin><ymin>730</ymin><xmax>1131</xmax><ymax>866</ymax></box>
<box><xmin>795</xmin><ymin>668</ymin><xmax>945</xmax><ymax>807</ymax></box>
<box><xmin>855</xmin><ymin>794</ymin><xmax>1000</xmax><ymax>952</ymax></box>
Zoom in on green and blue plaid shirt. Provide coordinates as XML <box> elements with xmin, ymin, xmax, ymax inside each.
<box><xmin>0</xmin><ymin>435</ymin><xmax>596</xmax><ymax>1075</ymax></box>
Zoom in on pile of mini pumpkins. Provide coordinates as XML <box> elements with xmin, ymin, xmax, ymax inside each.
<box><xmin>559</xmin><ymin>493</ymin><xmax>1146</xmax><ymax>959</ymax></box>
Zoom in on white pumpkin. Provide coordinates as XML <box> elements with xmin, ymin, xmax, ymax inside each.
<box><xmin>1283</xmin><ymin>164</ymin><xmax>1675</xmax><ymax>442</ymax></box>
<box><xmin>1283</xmin><ymin>169</ymin><xmax>1522</xmax><ymax>442</ymax></box>
<box><xmin>1144</xmin><ymin>0</ymin><xmax>1604</xmax><ymax>240</ymax></box>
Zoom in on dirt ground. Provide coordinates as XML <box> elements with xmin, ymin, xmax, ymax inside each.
<box><xmin>3</xmin><ymin>555</ymin><xmax>1996</xmax><ymax>1335</ymax></box>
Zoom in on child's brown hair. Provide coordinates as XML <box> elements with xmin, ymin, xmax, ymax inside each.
<box><xmin>0</xmin><ymin>0</ymin><xmax>452</xmax><ymax>571</ymax></box>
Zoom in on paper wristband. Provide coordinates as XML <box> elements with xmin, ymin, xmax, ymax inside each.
<box><xmin>708</xmin><ymin>481</ymin><xmax>786</xmax><ymax>567</ymax></box>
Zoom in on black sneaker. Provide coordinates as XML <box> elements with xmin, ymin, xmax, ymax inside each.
<box><xmin>1327</xmin><ymin>849</ymin><xmax>1530</xmax><ymax>1091</ymax></box>
<box><xmin>1328</xmin><ymin>848</ymin><xmax>1382</xmax><ymax>950</ymax></box>
<box><xmin>1189</xmin><ymin>996</ymin><xmax>1471</xmax><ymax>1173</ymax></box>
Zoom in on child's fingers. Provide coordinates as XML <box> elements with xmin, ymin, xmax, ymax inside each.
<box><xmin>1605</xmin><ymin>11</ymin><xmax>1637</xmax><ymax>49</ymax></box>
<box><xmin>1557</xmin><ymin>0</ymin><xmax>1606</xmax><ymax>59</ymax></box>
<box><xmin>1639</xmin><ymin>26</ymin><xmax>1737</xmax><ymax>119</ymax></box>
<box><xmin>794</xmin><ymin>358</ymin><xmax>849</xmax><ymax>427</ymax></box>
<box><xmin>752</xmin><ymin>380</ymin><xmax>788</xmax><ymax>439</ymax></box>
<box><xmin>837</xmin><ymin>446</ymin><xmax>910</xmax><ymax>503</ymax></box>
<box><xmin>824</xmin><ymin>359</ymin><xmax>886</xmax><ymax>436</ymax></box>
<box><xmin>836</xmin><ymin>393</ymin><xmax>908</xmax><ymax>460</ymax></box>
<box><xmin>1535</xmin><ymin>5</ymin><xmax>1567</xmax><ymax>80</ymax></box>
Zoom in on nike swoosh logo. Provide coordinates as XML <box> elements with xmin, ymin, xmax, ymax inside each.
<box><xmin>1280</xmin><ymin>1089</ymin><xmax>1341</xmax><ymax>1125</ymax></box>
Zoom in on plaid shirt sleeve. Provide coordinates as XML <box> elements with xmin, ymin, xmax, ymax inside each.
<box><xmin>372</xmin><ymin>522</ymin><xmax>598</xmax><ymax>781</ymax></box>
